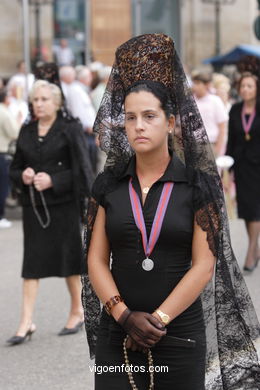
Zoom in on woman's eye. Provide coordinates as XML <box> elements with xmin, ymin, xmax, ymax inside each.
<box><xmin>126</xmin><ymin>116</ymin><xmax>134</xmax><ymax>121</ymax></box>
<box><xmin>145</xmin><ymin>114</ymin><xmax>155</xmax><ymax>119</ymax></box>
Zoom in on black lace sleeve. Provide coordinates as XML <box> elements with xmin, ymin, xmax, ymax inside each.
<box><xmin>81</xmin><ymin>170</ymin><xmax>115</xmax><ymax>359</ymax></box>
<box><xmin>91</xmin><ymin>173</ymin><xmax>106</xmax><ymax>207</ymax></box>
<box><xmin>81</xmin><ymin>191</ymin><xmax>101</xmax><ymax>359</ymax></box>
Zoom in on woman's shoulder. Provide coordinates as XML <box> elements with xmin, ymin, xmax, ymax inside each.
<box><xmin>59</xmin><ymin>116</ymin><xmax>85</xmax><ymax>143</ymax></box>
<box><xmin>22</xmin><ymin>119</ymin><xmax>37</xmax><ymax>129</ymax></box>
<box><xmin>91</xmin><ymin>163</ymin><xmax>128</xmax><ymax>202</ymax></box>
<box><xmin>62</xmin><ymin>115</ymin><xmax>80</xmax><ymax>125</ymax></box>
<box><xmin>18</xmin><ymin>120</ymin><xmax>37</xmax><ymax>138</ymax></box>
<box><xmin>91</xmin><ymin>170</ymin><xmax>113</xmax><ymax>204</ymax></box>
<box><xmin>229</xmin><ymin>101</ymin><xmax>243</xmax><ymax>115</ymax></box>
<box><xmin>92</xmin><ymin>168</ymin><xmax>120</xmax><ymax>190</ymax></box>
<box><xmin>58</xmin><ymin>114</ymin><xmax>83</xmax><ymax>131</ymax></box>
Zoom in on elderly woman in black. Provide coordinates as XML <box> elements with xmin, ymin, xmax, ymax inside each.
<box><xmin>226</xmin><ymin>72</ymin><xmax>260</xmax><ymax>272</ymax></box>
<box><xmin>7</xmin><ymin>79</ymin><xmax>93</xmax><ymax>344</ymax></box>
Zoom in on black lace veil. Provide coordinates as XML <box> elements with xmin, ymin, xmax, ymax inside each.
<box><xmin>81</xmin><ymin>34</ymin><xmax>260</xmax><ymax>389</ymax></box>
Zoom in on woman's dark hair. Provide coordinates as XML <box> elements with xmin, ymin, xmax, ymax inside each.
<box><xmin>237</xmin><ymin>71</ymin><xmax>260</xmax><ymax>95</ymax></box>
<box><xmin>124</xmin><ymin>80</ymin><xmax>175</xmax><ymax>118</ymax></box>
<box><xmin>237</xmin><ymin>71</ymin><xmax>260</xmax><ymax>112</ymax></box>
<box><xmin>124</xmin><ymin>80</ymin><xmax>175</xmax><ymax>150</ymax></box>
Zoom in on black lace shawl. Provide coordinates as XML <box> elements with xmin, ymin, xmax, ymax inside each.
<box><xmin>81</xmin><ymin>34</ymin><xmax>260</xmax><ymax>389</ymax></box>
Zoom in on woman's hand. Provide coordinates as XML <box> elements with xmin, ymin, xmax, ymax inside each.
<box><xmin>118</xmin><ymin>310</ymin><xmax>166</xmax><ymax>348</ymax></box>
<box><xmin>126</xmin><ymin>337</ymin><xmax>148</xmax><ymax>353</ymax></box>
<box><xmin>33</xmin><ymin>172</ymin><xmax>53</xmax><ymax>191</ymax></box>
<box><xmin>22</xmin><ymin>167</ymin><xmax>35</xmax><ymax>185</ymax></box>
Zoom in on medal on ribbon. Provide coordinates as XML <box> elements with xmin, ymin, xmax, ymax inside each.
<box><xmin>129</xmin><ymin>178</ymin><xmax>174</xmax><ymax>271</ymax></box>
<box><xmin>241</xmin><ymin>105</ymin><xmax>255</xmax><ymax>141</ymax></box>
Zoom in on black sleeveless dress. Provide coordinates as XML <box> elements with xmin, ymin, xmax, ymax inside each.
<box><xmin>227</xmin><ymin>102</ymin><xmax>260</xmax><ymax>221</ymax></box>
<box><xmin>93</xmin><ymin>154</ymin><xmax>206</xmax><ymax>390</ymax></box>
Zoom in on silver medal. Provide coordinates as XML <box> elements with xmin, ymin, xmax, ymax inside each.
<box><xmin>142</xmin><ymin>258</ymin><xmax>154</xmax><ymax>271</ymax></box>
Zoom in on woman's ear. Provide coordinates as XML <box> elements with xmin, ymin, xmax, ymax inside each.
<box><xmin>168</xmin><ymin>114</ymin><xmax>175</xmax><ymax>133</ymax></box>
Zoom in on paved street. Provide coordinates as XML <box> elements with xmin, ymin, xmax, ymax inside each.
<box><xmin>0</xmin><ymin>209</ymin><xmax>259</xmax><ymax>390</ymax></box>
<box><xmin>0</xmin><ymin>208</ymin><xmax>94</xmax><ymax>390</ymax></box>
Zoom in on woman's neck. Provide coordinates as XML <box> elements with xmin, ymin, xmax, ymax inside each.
<box><xmin>38</xmin><ymin>114</ymin><xmax>57</xmax><ymax>136</ymax></box>
<box><xmin>136</xmin><ymin>148</ymin><xmax>171</xmax><ymax>178</ymax></box>
<box><xmin>244</xmin><ymin>99</ymin><xmax>256</xmax><ymax>111</ymax></box>
<box><xmin>38</xmin><ymin>114</ymin><xmax>57</xmax><ymax>127</ymax></box>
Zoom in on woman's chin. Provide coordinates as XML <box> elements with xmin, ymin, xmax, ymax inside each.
<box><xmin>35</xmin><ymin>113</ymin><xmax>45</xmax><ymax>118</ymax></box>
<box><xmin>134</xmin><ymin>145</ymin><xmax>153</xmax><ymax>154</ymax></box>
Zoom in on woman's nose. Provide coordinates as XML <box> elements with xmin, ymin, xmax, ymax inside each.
<box><xmin>136</xmin><ymin>117</ymin><xmax>144</xmax><ymax>131</ymax></box>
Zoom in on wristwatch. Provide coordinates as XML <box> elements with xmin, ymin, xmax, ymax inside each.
<box><xmin>155</xmin><ymin>309</ymin><xmax>170</xmax><ymax>325</ymax></box>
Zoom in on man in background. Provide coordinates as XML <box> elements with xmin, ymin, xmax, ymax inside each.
<box><xmin>59</xmin><ymin>66</ymin><xmax>97</xmax><ymax>173</ymax></box>
<box><xmin>54</xmin><ymin>39</ymin><xmax>75</xmax><ymax>67</ymax></box>
<box><xmin>192</xmin><ymin>70</ymin><xmax>228</xmax><ymax>156</ymax></box>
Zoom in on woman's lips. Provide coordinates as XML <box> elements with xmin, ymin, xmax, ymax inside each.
<box><xmin>135</xmin><ymin>137</ymin><xmax>149</xmax><ymax>141</ymax></box>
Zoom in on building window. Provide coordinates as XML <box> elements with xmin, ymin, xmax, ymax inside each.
<box><xmin>53</xmin><ymin>0</ymin><xmax>86</xmax><ymax>64</ymax></box>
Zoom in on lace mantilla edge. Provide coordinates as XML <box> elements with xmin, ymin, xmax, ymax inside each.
<box><xmin>81</xmin><ymin>33</ymin><xmax>260</xmax><ymax>389</ymax></box>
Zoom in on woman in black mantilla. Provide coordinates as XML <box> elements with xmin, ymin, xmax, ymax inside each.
<box><xmin>82</xmin><ymin>34</ymin><xmax>260</xmax><ymax>389</ymax></box>
<box><xmin>226</xmin><ymin>72</ymin><xmax>260</xmax><ymax>272</ymax></box>
<box><xmin>7</xmin><ymin>76</ymin><xmax>94</xmax><ymax>345</ymax></box>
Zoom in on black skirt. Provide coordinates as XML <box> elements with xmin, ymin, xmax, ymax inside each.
<box><xmin>95</xmin><ymin>311</ymin><xmax>206</xmax><ymax>390</ymax></box>
<box><xmin>234</xmin><ymin>159</ymin><xmax>260</xmax><ymax>221</ymax></box>
<box><xmin>22</xmin><ymin>201</ymin><xmax>83</xmax><ymax>278</ymax></box>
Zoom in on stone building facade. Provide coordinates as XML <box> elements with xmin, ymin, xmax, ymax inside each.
<box><xmin>0</xmin><ymin>0</ymin><xmax>259</xmax><ymax>78</ymax></box>
<box><xmin>181</xmin><ymin>0</ymin><xmax>260</xmax><ymax>68</ymax></box>
<box><xmin>0</xmin><ymin>0</ymin><xmax>53</xmax><ymax>78</ymax></box>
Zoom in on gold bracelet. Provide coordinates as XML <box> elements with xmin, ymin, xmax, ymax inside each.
<box><xmin>104</xmin><ymin>295</ymin><xmax>123</xmax><ymax>315</ymax></box>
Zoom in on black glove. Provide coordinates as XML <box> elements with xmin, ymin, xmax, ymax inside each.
<box><xmin>126</xmin><ymin>337</ymin><xmax>146</xmax><ymax>353</ymax></box>
<box><xmin>118</xmin><ymin>309</ymin><xmax>166</xmax><ymax>348</ymax></box>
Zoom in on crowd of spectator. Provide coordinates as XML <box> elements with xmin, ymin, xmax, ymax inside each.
<box><xmin>0</xmin><ymin>39</ymin><xmax>241</xmax><ymax>230</ymax></box>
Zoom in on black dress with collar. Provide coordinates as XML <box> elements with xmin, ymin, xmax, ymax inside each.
<box><xmin>226</xmin><ymin>102</ymin><xmax>260</xmax><ymax>220</ymax></box>
<box><xmin>92</xmin><ymin>153</ymin><xmax>206</xmax><ymax>390</ymax></box>
<box><xmin>10</xmin><ymin>115</ymin><xmax>91</xmax><ymax>278</ymax></box>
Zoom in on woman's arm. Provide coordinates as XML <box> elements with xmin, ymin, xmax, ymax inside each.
<box><xmin>88</xmin><ymin>205</ymin><xmax>166</xmax><ymax>348</ymax></box>
<box><xmin>88</xmin><ymin>205</ymin><xmax>128</xmax><ymax>320</ymax></box>
<box><xmin>226</xmin><ymin>107</ymin><xmax>236</xmax><ymax>157</ymax></box>
<box><xmin>152</xmin><ymin>218</ymin><xmax>215</xmax><ymax>323</ymax></box>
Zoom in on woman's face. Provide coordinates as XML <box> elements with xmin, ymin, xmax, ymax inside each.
<box><xmin>32</xmin><ymin>86</ymin><xmax>58</xmax><ymax>119</ymax></box>
<box><xmin>124</xmin><ymin>90</ymin><xmax>174</xmax><ymax>155</ymax></box>
<box><xmin>239</xmin><ymin>76</ymin><xmax>257</xmax><ymax>102</ymax></box>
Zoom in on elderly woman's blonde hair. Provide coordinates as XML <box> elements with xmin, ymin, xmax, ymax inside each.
<box><xmin>29</xmin><ymin>80</ymin><xmax>62</xmax><ymax>109</ymax></box>
<box><xmin>212</xmin><ymin>73</ymin><xmax>231</xmax><ymax>92</ymax></box>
